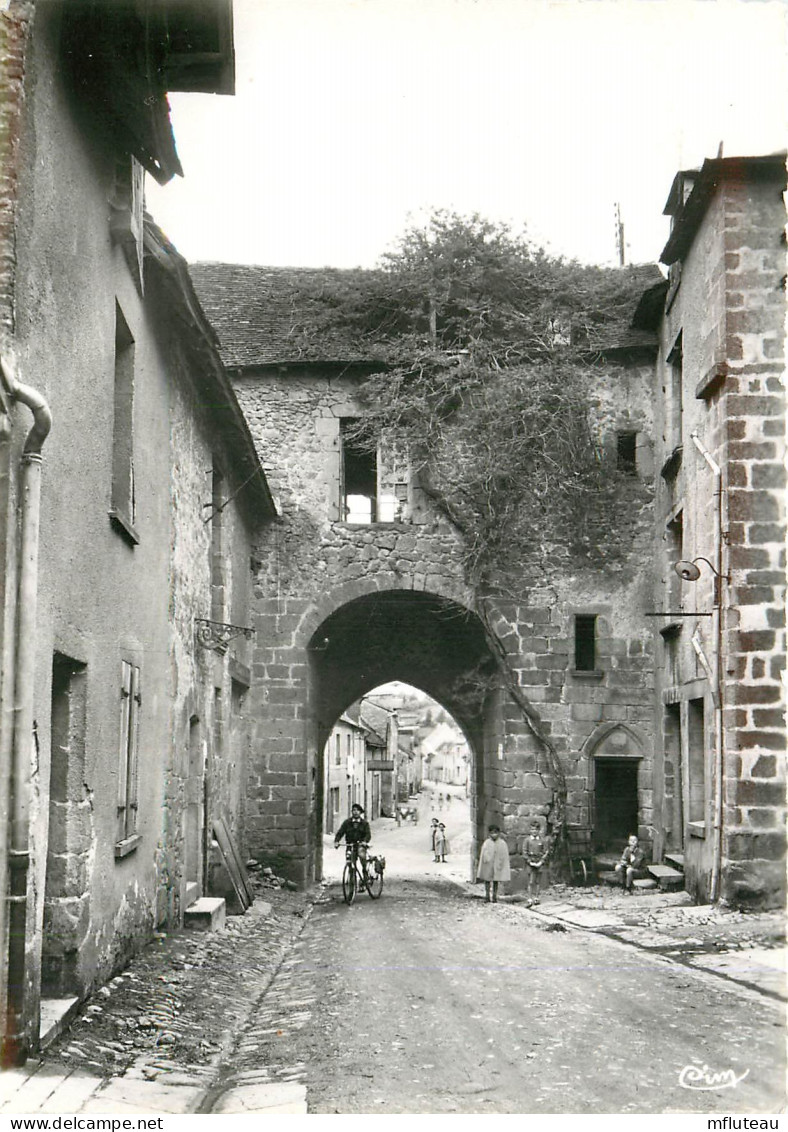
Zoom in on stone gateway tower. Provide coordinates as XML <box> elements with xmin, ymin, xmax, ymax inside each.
<box><xmin>191</xmin><ymin>265</ymin><xmax>660</xmax><ymax>887</ymax></box>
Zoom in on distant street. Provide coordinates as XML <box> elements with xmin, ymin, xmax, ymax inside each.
<box><xmin>230</xmin><ymin>791</ymin><xmax>786</xmax><ymax>1115</ymax></box>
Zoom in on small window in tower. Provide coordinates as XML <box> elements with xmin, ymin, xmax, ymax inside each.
<box><xmin>617</xmin><ymin>431</ymin><xmax>638</xmax><ymax>475</ymax></box>
<box><xmin>340</xmin><ymin>418</ymin><xmax>377</xmax><ymax>523</ymax></box>
<box><xmin>574</xmin><ymin>615</ymin><xmax>597</xmax><ymax>672</ymax></box>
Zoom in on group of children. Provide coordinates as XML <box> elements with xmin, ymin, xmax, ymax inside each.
<box><xmin>430</xmin><ymin>802</ymin><xmax>647</xmax><ymax>903</ymax></box>
<box><xmin>429</xmin><ymin>817</ymin><xmax>449</xmax><ymax>861</ymax></box>
<box><xmin>477</xmin><ymin>820</ymin><xmax>548</xmax><ymax>905</ymax></box>
<box><xmin>476</xmin><ymin>824</ymin><xmax>649</xmax><ymax>904</ymax></box>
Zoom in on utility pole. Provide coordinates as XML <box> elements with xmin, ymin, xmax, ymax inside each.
<box><xmin>614</xmin><ymin>202</ymin><xmax>625</xmax><ymax>267</ymax></box>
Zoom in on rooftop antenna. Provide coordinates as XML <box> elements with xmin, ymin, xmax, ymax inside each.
<box><xmin>614</xmin><ymin>202</ymin><xmax>625</xmax><ymax>267</ymax></box>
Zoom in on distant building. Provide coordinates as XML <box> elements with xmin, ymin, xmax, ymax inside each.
<box><xmin>420</xmin><ymin>722</ymin><xmax>470</xmax><ymax>786</ymax></box>
<box><xmin>323</xmin><ymin>712</ymin><xmax>369</xmax><ymax>833</ymax></box>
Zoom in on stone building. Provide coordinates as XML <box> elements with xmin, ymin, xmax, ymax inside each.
<box><xmin>0</xmin><ymin>0</ymin><xmax>275</xmax><ymax>1062</ymax></box>
<box><xmin>636</xmin><ymin>153</ymin><xmax>787</xmax><ymax>908</ymax></box>
<box><xmin>323</xmin><ymin>710</ymin><xmax>373</xmax><ymax>834</ymax></box>
<box><xmin>191</xmin><ymin>263</ymin><xmax>660</xmax><ymax>888</ymax></box>
<box><xmin>420</xmin><ymin>721</ymin><xmax>470</xmax><ymax>787</ymax></box>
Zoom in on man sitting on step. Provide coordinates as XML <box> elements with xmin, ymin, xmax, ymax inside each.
<box><xmin>615</xmin><ymin>834</ymin><xmax>648</xmax><ymax>894</ymax></box>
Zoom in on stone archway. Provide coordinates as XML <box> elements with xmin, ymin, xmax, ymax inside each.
<box><xmin>245</xmin><ymin>584</ymin><xmax>505</xmax><ymax>885</ymax></box>
<box><xmin>308</xmin><ymin>590</ymin><xmax>501</xmax><ymax>882</ymax></box>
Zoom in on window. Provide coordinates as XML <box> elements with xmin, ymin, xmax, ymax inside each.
<box><xmin>110</xmin><ymin>304</ymin><xmax>138</xmax><ymax>543</ymax></box>
<box><xmin>117</xmin><ymin>661</ymin><xmax>141</xmax><ymax>848</ymax></box>
<box><xmin>687</xmin><ymin>697</ymin><xmax>706</xmax><ymax>825</ymax></box>
<box><xmin>109</xmin><ymin>157</ymin><xmax>144</xmax><ymax>292</ymax></box>
<box><xmin>666</xmin><ymin>508</ymin><xmax>683</xmax><ymax>610</ymax></box>
<box><xmin>574</xmin><ymin>615</ymin><xmax>597</xmax><ymax>671</ymax></box>
<box><xmin>616</xmin><ymin>431</ymin><xmax>638</xmax><ymax>475</ymax></box>
<box><xmin>667</xmin><ymin>333</ymin><xmax>683</xmax><ymax>452</ymax></box>
<box><xmin>340</xmin><ymin>418</ymin><xmax>377</xmax><ymax>523</ymax></box>
<box><xmin>335</xmin><ymin>734</ymin><xmax>341</xmax><ymax>766</ymax></box>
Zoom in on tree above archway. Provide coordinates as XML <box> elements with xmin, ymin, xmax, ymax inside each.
<box><xmin>284</xmin><ymin>210</ymin><xmax>656</xmax><ymax>586</ymax></box>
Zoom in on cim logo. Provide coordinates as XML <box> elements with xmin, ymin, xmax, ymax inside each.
<box><xmin>679</xmin><ymin>1064</ymin><xmax>750</xmax><ymax>1091</ymax></box>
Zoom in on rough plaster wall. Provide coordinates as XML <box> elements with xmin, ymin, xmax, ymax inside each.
<box><xmin>236</xmin><ymin>363</ymin><xmax>656</xmax><ymax>884</ymax></box>
<box><xmin>0</xmin><ymin>1</ymin><xmax>32</xmax><ymax>1029</ymax></box>
<box><xmin>9</xmin><ymin>6</ymin><xmax>166</xmax><ymax>1019</ymax></box>
<box><xmin>166</xmin><ymin>367</ymin><xmax>259</xmax><ymax>920</ymax></box>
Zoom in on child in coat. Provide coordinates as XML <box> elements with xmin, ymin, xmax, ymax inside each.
<box><xmin>476</xmin><ymin>824</ymin><xmax>511</xmax><ymax>903</ymax></box>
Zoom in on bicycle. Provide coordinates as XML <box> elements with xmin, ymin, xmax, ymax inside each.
<box><xmin>556</xmin><ymin>824</ymin><xmax>594</xmax><ymax>886</ymax></box>
<box><xmin>341</xmin><ymin>842</ymin><xmax>384</xmax><ymax>904</ymax></box>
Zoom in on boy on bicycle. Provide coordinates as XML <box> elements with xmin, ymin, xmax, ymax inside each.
<box><xmin>334</xmin><ymin>804</ymin><xmax>372</xmax><ymax>868</ymax></box>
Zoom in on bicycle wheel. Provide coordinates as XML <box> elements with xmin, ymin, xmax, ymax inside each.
<box><xmin>342</xmin><ymin>862</ymin><xmax>356</xmax><ymax>905</ymax></box>
<box><xmin>569</xmin><ymin>856</ymin><xmax>588</xmax><ymax>886</ymax></box>
<box><xmin>365</xmin><ymin>863</ymin><xmax>383</xmax><ymax>900</ymax></box>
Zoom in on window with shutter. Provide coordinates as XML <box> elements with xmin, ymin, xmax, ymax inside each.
<box><xmin>116</xmin><ymin>660</ymin><xmax>141</xmax><ymax>851</ymax></box>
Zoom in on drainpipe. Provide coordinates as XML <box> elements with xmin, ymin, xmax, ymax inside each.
<box><xmin>0</xmin><ymin>353</ymin><xmax>52</xmax><ymax>1064</ymax></box>
<box><xmin>690</xmin><ymin>431</ymin><xmax>725</xmax><ymax>904</ymax></box>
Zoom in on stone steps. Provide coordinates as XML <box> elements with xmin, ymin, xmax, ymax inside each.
<box><xmin>600</xmin><ymin>868</ymin><xmax>682</xmax><ymax>895</ymax></box>
<box><xmin>184</xmin><ymin>897</ymin><xmax>226</xmax><ymax>932</ymax></box>
<box><xmin>647</xmin><ymin>864</ymin><xmax>685</xmax><ymax>892</ymax></box>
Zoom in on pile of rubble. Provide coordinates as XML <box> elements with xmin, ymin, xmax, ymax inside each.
<box><xmin>247</xmin><ymin>861</ymin><xmax>299</xmax><ymax>892</ymax></box>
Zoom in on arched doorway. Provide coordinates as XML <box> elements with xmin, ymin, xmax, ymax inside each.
<box><xmin>308</xmin><ymin>590</ymin><xmax>498</xmax><ymax>882</ymax></box>
<box><xmin>587</xmin><ymin>725</ymin><xmax>644</xmax><ymax>852</ymax></box>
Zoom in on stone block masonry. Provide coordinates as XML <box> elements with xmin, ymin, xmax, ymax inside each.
<box><xmin>232</xmin><ymin>365</ymin><xmax>657</xmax><ymax>885</ymax></box>
<box><xmin>653</xmin><ymin>155</ymin><xmax>786</xmax><ymax>908</ymax></box>
<box><xmin>719</xmin><ymin>171</ymin><xmax>787</xmax><ymax>907</ymax></box>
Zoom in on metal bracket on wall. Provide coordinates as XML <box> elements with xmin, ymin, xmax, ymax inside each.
<box><xmin>195</xmin><ymin>619</ymin><xmax>256</xmax><ymax>654</ymax></box>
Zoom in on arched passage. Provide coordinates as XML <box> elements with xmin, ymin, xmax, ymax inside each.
<box><xmin>320</xmin><ymin>681</ymin><xmax>475</xmax><ymax>883</ymax></box>
<box><xmin>307</xmin><ymin>590</ymin><xmax>499</xmax><ymax>881</ymax></box>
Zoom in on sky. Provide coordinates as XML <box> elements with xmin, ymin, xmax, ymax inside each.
<box><xmin>147</xmin><ymin>0</ymin><xmax>788</xmax><ymax>271</ymax></box>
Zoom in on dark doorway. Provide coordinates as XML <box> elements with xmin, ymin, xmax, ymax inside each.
<box><xmin>594</xmin><ymin>758</ymin><xmax>639</xmax><ymax>851</ymax></box>
<box><xmin>43</xmin><ymin>653</ymin><xmax>89</xmax><ymax>997</ymax></box>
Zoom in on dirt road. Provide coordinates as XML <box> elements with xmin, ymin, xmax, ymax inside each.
<box><xmin>230</xmin><ymin>801</ymin><xmax>785</xmax><ymax>1114</ymax></box>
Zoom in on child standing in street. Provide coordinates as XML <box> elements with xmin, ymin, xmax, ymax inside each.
<box><xmin>523</xmin><ymin>820</ymin><xmax>548</xmax><ymax>906</ymax></box>
<box><xmin>430</xmin><ymin>817</ymin><xmax>439</xmax><ymax>859</ymax></box>
<box><xmin>434</xmin><ymin>822</ymin><xmax>447</xmax><ymax>862</ymax></box>
<box><xmin>476</xmin><ymin>824</ymin><xmax>511</xmax><ymax>902</ymax></box>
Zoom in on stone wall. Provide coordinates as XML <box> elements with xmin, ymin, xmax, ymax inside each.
<box><xmin>237</xmin><ymin>361</ymin><xmax>657</xmax><ymax>884</ymax></box>
<box><xmin>653</xmin><ymin>159</ymin><xmax>786</xmax><ymax>908</ymax></box>
<box><xmin>165</xmin><ymin>364</ymin><xmax>259</xmax><ymax>925</ymax></box>
<box><xmin>720</xmin><ymin>169</ymin><xmax>786</xmax><ymax>906</ymax></box>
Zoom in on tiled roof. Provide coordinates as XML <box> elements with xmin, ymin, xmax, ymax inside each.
<box><xmin>189</xmin><ymin>261</ymin><xmax>662</xmax><ymax>369</ymax></box>
<box><xmin>189</xmin><ymin>264</ymin><xmax>381</xmax><ymax>367</ymax></box>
